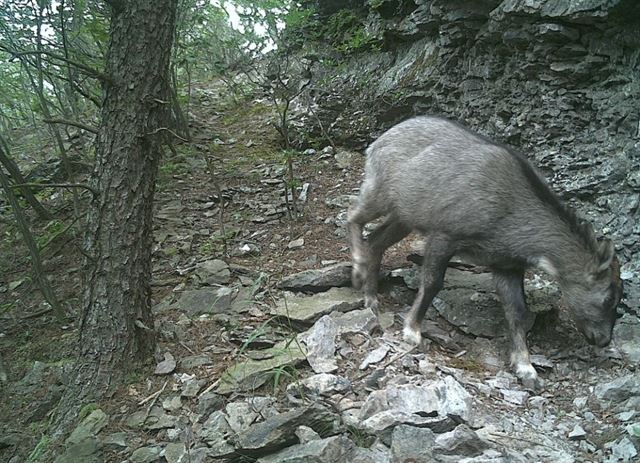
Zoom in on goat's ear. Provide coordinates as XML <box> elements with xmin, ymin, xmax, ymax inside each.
<box><xmin>595</xmin><ymin>239</ymin><xmax>615</xmax><ymax>274</ymax></box>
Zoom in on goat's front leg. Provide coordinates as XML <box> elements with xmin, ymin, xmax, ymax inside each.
<box><xmin>494</xmin><ymin>270</ymin><xmax>543</xmax><ymax>390</ymax></box>
<box><xmin>403</xmin><ymin>234</ymin><xmax>453</xmax><ymax>345</ymax></box>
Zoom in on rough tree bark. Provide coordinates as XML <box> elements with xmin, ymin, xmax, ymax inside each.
<box><xmin>52</xmin><ymin>0</ymin><xmax>177</xmax><ymax>439</ymax></box>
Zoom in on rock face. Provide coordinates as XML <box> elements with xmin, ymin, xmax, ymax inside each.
<box><xmin>296</xmin><ymin>0</ymin><xmax>640</xmax><ymax>307</ymax></box>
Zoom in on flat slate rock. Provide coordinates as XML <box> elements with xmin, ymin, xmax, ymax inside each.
<box><xmin>192</xmin><ymin>259</ymin><xmax>231</xmax><ymax>285</ymax></box>
<box><xmin>613</xmin><ymin>314</ymin><xmax>640</xmax><ymax>363</ymax></box>
<box><xmin>256</xmin><ymin>435</ymin><xmax>355</xmax><ymax>463</ymax></box>
<box><xmin>278</xmin><ymin>262</ymin><xmax>353</xmax><ymax>292</ymax></box>
<box><xmin>176</xmin><ymin>288</ymin><xmax>233</xmax><ymax>316</ymax></box>
<box><xmin>434</xmin><ymin>288</ymin><xmax>535</xmax><ymax>338</ymax></box>
<box><xmin>271</xmin><ymin>287</ymin><xmax>364</xmax><ymax>325</ymax></box>
<box><xmin>216</xmin><ymin>340</ymin><xmax>307</xmax><ymax>394</ymax></box>
<box><xmin>298</xmin><ymin>308</ymin><xmax>378</xmax><ymax>374</ymax></box>
<box><xmin>235</xmin><ymin>404</ymin><xmax>339</xmax><ymax>455</ymax></box>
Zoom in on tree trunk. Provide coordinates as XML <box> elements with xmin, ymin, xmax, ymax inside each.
<box><xmin>52</xmin><ymin>0</ymin><xmax>177</xmax><ymax>439</ymax></box>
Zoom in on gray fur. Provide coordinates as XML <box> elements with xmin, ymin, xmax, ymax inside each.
<box><xmin>348</xmin><ymin>116</ymin><xmax>623</xmax><ymax>389</ymax></box>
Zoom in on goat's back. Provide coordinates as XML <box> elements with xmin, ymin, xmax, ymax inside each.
<box><xmin>363</xmin><ymin>116</ymin><xmax>544</xmax><ymax>237</ymax></box>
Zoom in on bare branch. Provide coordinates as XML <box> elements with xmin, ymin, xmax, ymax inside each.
<box><xmin>11</xmin><ymin>183</ymin><xmax>98</xmax><ymax>199</ymax></box>
<box><xmin>1</xmin><ymin>47</ymin><xmax>106</xmax><ymax>81</ymax></box>
<box><xmin>43</xmin><ymin>118</ymin><xmax>98</xmax><ymax>134</ymax></box>
<box><xmin>146</xmin><ymin>127</ymin><xmax>189</xmax><ymax>142</ymax></box>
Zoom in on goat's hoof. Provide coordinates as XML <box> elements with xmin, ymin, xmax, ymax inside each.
<box><xmin>515</xmin><ymin>364</ymin><xmax>544</xmax><ymax>391</ymax></box>
<box><xmin>364</xmin><ymin>295</ymin><xmax>379</xmax><ymax>313</ymax></box>
<box><xmin>402</xmin><ymin>325</ymin><xmax>422</xmax><ymax>346</ymax></box>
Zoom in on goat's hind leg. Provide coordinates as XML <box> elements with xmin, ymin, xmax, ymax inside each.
<box><xmin>403</xmin><ymin>234</ymin><xmax>454</xmax><ymax>345</ymax></box>
<box><xmin>493</xmin><ymin>270</ymin><xmax>543</xmax><ymax>390</ymax></box>
<box><xmin>361</xmin><ymin>217</ymin><xmax>410</xmax><ymax>311</ymax></box>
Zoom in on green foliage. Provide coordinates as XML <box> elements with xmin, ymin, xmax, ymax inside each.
<box><xmin>323</xmin><ymin>9</ymin><xmax>379</xmax><ymax>54</ymax></box>
<box><xmin>78</xmin><ymin>402</ymin><xmax>99</xmax><ymax>421</ymax></box>
<box><xmin>36</xmin><ymin>219</ymin><xmax>65</xmax><ymax>249</ymax></box>
<box><xmin>270</xmin><ymin>364</ymin><xmax>298</xmax><ymax>393</ymax></box>
<box><xmin>347</xmin><ymin>426</ymin><xmax>375</xmax><ymax>447</ymax></box>
<box><xmin>26</xmin><ymin>435</ymin><xmax>50</xmax><ymax>463</ymax></box>
<box><xmin>0</xmin><ymin>301</ymin><xmax>15</xmax><ymax>315</ymax></box>
<box><xmin>198</xmin><ymin>228</ymin><xmax>237</xmax><ymax>255</ymax></box>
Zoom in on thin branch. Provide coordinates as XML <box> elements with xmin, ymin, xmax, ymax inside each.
<box><xmin>11</xmin><ymin>183</ymin><xmax>98</xmax><ymax>199</ymax></box>
<box><xmin>2</xmin><ymin>48</ymin><xmax>106</xmax><ymax>81</ymax></box>
<box><xmin>146</xmin><ymin>127</ymin><xmax>189</xmax><ymax>142</ymax></box>
<box><xmin>43</xmin><ymin>118</ymin><xmax>98</xmax><ymax>134</ymax></box>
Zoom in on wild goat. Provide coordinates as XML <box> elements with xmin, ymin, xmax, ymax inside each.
<box><xmin>348</xmin><ymin>116</ymin><xmax>623</xmax><ymax>389</ymax></box>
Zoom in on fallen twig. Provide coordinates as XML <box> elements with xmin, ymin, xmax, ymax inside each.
<box><xmin>198</xmin><ymin>378</ymin><xmax>220</xmax><ymax>398</ymax></box>
<box><xmin>138</xmin><ymin>379</ymin><xmax>168</xmax><ymax>407</ymax></box>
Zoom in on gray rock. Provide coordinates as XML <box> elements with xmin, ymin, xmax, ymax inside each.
<box><xmin>595</xmin><ymin>373</ymin><xmax>640</xmax><ymax>405</ymax></box>
<box><xmin>330</xmin><ymin>307</ymin><xmax>379</xmax><ymax>334</ymax></box>
<box><xmin>271</xmin><ymin>287</ymin><xmax>364</xmax><ymax>325</ymax></box>
<box><xmin>287</xmin><ymin>238</ymin><xmax>305</xmax><ymax>249</ymax></box>
<box><xmin>351</xmin><ymin>441</ymin><xmax>391</xmax><ymax>463</ymax></box>
<box><xmin>434</xmin><ymin>424</ymin><xmax>490</xmax><ymax>458</ymax></box>
<box><xmin>278</xmin><ymin>262</ymin><xmax>353</xmax><ymax>292</ymax></box>
<box><xmin>126</xmin><ymin>406</ymin><xmax>176</xmax><ymax>430</ymax></box>
<box><xmin>54</xmin><ymin>438</ymin><xmax>102</xmax><ymax>463</ymax></box>
<box><xmin>198</xmin><ymin>411</ymin><xmax>236</xmax><ymax>458</ymax></box>
<box><xmin>154</xmin><ymin>352</ymin><xmax>176</xmax><ymax>375</ymax></box>
<box><xmin>606</xmin><ymin>437</ymin><xmax>638</xmax><ymax>462</ymax></box>
<box><xmin>225</xmin><ymin>400</ymin><xmax>262</xmax><ymax>433</ymax></box>
<box><xmin>618</xmin><ymin>411</ymin><xmax>636</xmax><ymax>422</ymax></box>
<box><xmin>325</xmin><ymin>194</ymin><xmax>357</xmax><ymax>209</ymax></box>
<box><xmin>359</xmin><ymin>377</ymin><xmax>473</xmax><ymax>424</ymax></box>
<box><xmin>130</xmin><ymin>446</ymin><xmax>162</xmax><ymax>463</ymax></box>
<box><xmin>500</xmin><ymin>389</ymin><xmax>529</xmax><ymax>406</ymax></box>
<box><xmin>573</xmin><ymin>397</ymin><xmax>588</xmax><ymax>409</ymax></box>
<box><xmin>162</xmin><ymin>395</ymin><xmax>182</xmax><ymax>412</ymax></box>
<box><xmin>568</xmin><ymin>424</ymin><xmax>587</xmax><ymax>440</ymax></box>
<box><xmin>390</xmin><ymin>425</ymin><xmax>436</xmax><ymax>462</ymax></box>
<box><xmin>164</xmin><ymin>443</ymin><xmax>187</xmax><ymax>463</ymax></box>
<box><xmin>295</xmin><ymin>425</ymin><xmax>321</xmax><ymax>443</ymax></box>
<box><xmin>256</xmin><ymin>435</ymin><xmax>355</xmax><ymax>463</ymax></box>
<box><xmin>360</xmin><ymin>409</ymin><xmax>457</xmax><ymax>437</ymax></box>
<box><xmin>101</xmin><ymin>432</ymin><xmax>129</xmax><ymax>450</ymax></box>
<box><xmin>66</xmin><ymin>409</ymin><xmax>109</xmax><ymax>446</ymax></box>
<box><xmin>299</xmin><ymin>315</ymin><xmax>341</xmax><ymax>373</ymax></box>
<box><xmin>613</xmin><ymin>314</ymin><xmax>640</xmax><ymax>363</ymax></box>
<box><xmin>181</xmin><ymin>378</ymin><xmax>205</xmax><ymax>397</ymax></box>
<box><xmin>179</xmin><ymin>354</ymin><xmax>213</xmax><ymax>369</ymax></box>
<box><xmin>360</xmin><ymin>344</ymin><xmax>391</xmax><ymax>370</ymax></box>
<box><xmin>192</xmin><ymin>259</ymin><xmax>231</xmax><ymax>285</ymax></box>
<box><xmin>289</xmin><ymin>373</ymin><xmax>352</xmax><ymax>397</ymax></box>
<box><xmin>177</xmin><ymin>288</ymin><xmax>233</xmax><ymax>316</ymax></box>
<box><xmin>197</xmin><ymin>391</ymin><xmax>224</xmax><ymax>416</ymax></box>
<box><xmin>434</xmin><ymin>288</ymin><xmax>535</xmax><ymax>338</ymax></box>
<box><xmin>298</xmin><ymin>309</ymin><xmax>377</xmax><ymax>373</ymax></box>
<box><xmin>215</xmin><ymin>340</ymin><xmax>307</xmax><ymax>394</ymax></box>
<box><xmin>358</xmin><ymin>380</ymin><xmax>471</xmax><ymax>437</ymax></box>
<box><xmin>235</xmin><ymin>404</ymin><xmax>340</xmax><ymax>455</ymax></box>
